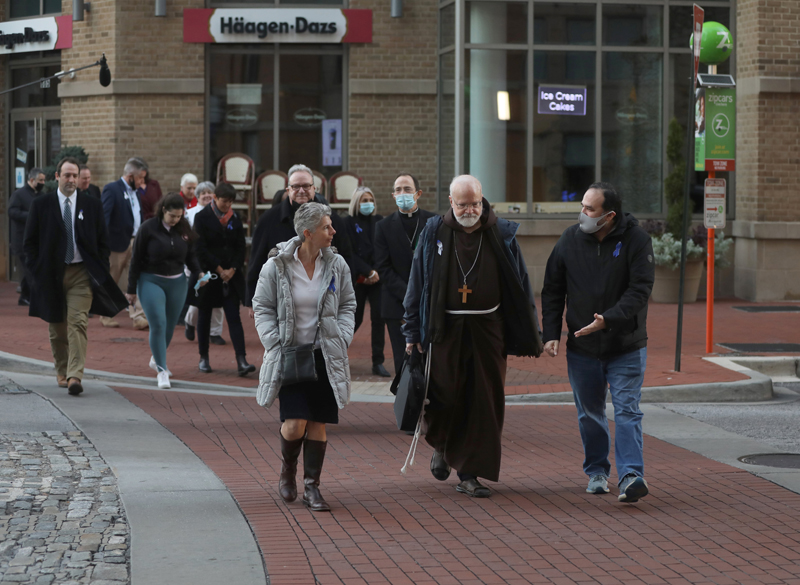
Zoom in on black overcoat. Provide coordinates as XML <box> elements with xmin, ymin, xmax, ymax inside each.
<box><xmin>342</xmin><ymin>213</ymin><xmax>383</xmax><ymax>282</ymax></box>
<box><xmin>193</xmin><ymin>205</ymin><xmax>247</xmax><ymax>309</ymax></box>
<box><xmin>23</xmin><ymin>192</ymin><xmax>126</xmax><ymax>323</ymax></box>
<box><xmin>373</xmin><ymin>209</ymin><xmax>436</xmax><ymax>320</ymax></box>
<box><xmin>8</xmin><ymin>184</ymin><xmax>37</xmax><ymax>256</ymax></box>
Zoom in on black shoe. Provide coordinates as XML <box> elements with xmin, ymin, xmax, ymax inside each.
<box><xmin>185</xmin><ymin>324</ymin><xmax>195</xmax><ymax>341</ymax></box>
<box><xmin>456</xmin><ymin>478</ymin><xmax>491</xmax><ymax>498</ymax></box>
<box><xmin>199</xmin><ymin>356</ymin><xmax>213</xmax><ymax>373</ymax></box>
<box><xmin>210</xmin><ymin>335</ymin><xmax>226</xmax><ymax>346</ymax></box>
<box><xmin>18</xmin><ymin>297</ymin><xmax>30</xmax><ymax>306</ymax></box>
<box><xmin>67</xmin><ymin>380</ymin><xmax>84</xmax><ymax>396</ymax></box>
<box><xmin>236</xmin><ymin>355</ymin><xmax>255</xmax><ymax>377</ymax></box>
<box><xmin>372</xmin><ymin>363</ymin><xmax>391</xmax><ymax>377</ymax></box>
<box><xmin>430</xmin><ymin>450</ymin><xmax>451</xmax><ymax>481</ymax></box>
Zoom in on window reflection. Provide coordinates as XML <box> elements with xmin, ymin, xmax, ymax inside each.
<box><xmin>603</xmin><ymin>4</ymin><xmax>662</xmax><ymax>47</ymax></box>
<box><xmin>533</xmin><ymin>52</ymin><xmax>595</xmax><ymax>205</ymax></box>
<box><xmin>601</xmin><ymin>52</ymin><xmax>662</xmax><ymax>213</ymax></box>
<box><xmin>534</xmin><ymin>3</ymin><xmax>595</xmax><ymax>46</ymax></box>
<box><xmin>467</xmin><ymin>2</ymin><xmax>528</xmax><ymax>44</ymax></box>
<box><xmin>12</xmin><ymin>66</ymin><xmax>60</xmax><ymax>108</ymax></box>
<box><xmin>669</xmin><ymin>6</ymin><xmax>730</xmax><ymax>49</ymax></box>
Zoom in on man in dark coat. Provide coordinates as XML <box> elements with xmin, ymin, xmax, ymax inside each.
<box><xmin>9</xmin><ymin>167</ymin><xmax>44</xmax><ymax>306</ymax></box>
<box><xmin>246</xmin><ymin>164</ymin><xmax>352</xmax><ymax>307</ymax></box>
<box><xmin>101</xmin><ymin>157</ymin><xmax>147</xmax><ymax>329</ymax></box>
<box><xmin>541</xmin><ymin>182</ymin><xmax>654</xmax><ymax>503</ymax></box>
<box><xmin>24</xmin><ymin>157</ymin><xmax>125</xmax><ymax>396</ymax></box>
<box><xmin>403</xmin><ymin>175</ymin><xmax>542</xmax><ymax>498</ymax></box>
<box><xmin>77</xmin><ymin>165</ymin><xmax>101</xmax><ymax>200</ymax></box>
<box><xmin>374</xmin><ymin>173</ymin><xmax>436</xmax><ymax>375</ymax></box>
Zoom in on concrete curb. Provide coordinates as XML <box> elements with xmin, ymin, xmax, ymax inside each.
<box><xmin>507</xmin><ymin>363</ymin><xmax>774</xmax><ymax>404</ymax></box>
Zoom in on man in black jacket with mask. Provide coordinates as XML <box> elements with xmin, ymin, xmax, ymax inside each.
<box><xmin>9</xmin><ymin>167</ymin><xmax>45</xmax><ymax>306</ymax></box>
<box><xmin>541</xmin><ymin>182</ymin><xmax>654</xmax><ymax>504</ymax></box>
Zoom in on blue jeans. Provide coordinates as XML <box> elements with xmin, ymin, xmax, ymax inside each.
<box><xmin>567</xmin><ymin>348</ymin><xmax>647</xmax><ymax>483</ymax></box>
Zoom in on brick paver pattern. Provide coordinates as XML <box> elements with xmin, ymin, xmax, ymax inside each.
<box><xmin>117</xmin><ymin>388</ymin><xmax>800</xmax><ymax>585</ymax></box>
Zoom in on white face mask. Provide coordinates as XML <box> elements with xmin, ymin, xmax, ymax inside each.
<box><xmin>578</xmin><ymin>211</ymin><xmax>612</xmax><ymax>234</ymax></box>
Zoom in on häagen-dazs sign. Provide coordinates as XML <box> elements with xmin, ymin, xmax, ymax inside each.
<box><xmin>293</xmin><ymin>108</ymin><xmax>326</xmax><ymax>127</ymax></box>
<box><xmin>0</xmin><ymin>15</ymin><xmax>72</xmax><ymax>55</ymax></box>
<box><xmin>184</xmin><ymin>8</ymin><xmax>372</xmax><ymax>44</ymax></box>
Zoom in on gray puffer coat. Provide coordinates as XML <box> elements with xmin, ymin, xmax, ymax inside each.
<box><xmin>252</xmin><ymin>237</ymin><xmax>357</xmax><ymax>408</ymax></box>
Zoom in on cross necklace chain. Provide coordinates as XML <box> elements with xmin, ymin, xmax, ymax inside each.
<box><xmin>405</xmin><ymin>217</ymin><xmax>421</xmax><ymax>248</ymax></box>
<box><xmin>453</xmin><ymin>231</ymin><xmax>483</xmax><ymax>303</ymax></box>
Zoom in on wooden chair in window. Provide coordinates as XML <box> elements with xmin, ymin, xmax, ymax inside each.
<box><xmin>311</xmin><ymin>170</ymin><xmax>327</xmax><ymax>199</ymax></box>
<box><xmin>255</xmin><ymin>170</ymin><xmax>288</xmax><ymax>205</ymax></box>
<box><xmin>328</xmin><ymin>171</ymin><xmax>363</xmax><ymax>210</ymax></box>
<box><xmin>216</xmin><ymin>153</ymin><xmax>255</xmax><ymax>202</ymax></box>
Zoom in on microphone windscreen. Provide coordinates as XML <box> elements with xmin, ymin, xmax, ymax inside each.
<box><xmin>99</xmin><ymin>56</ymin><xmax>111</xmax><ymax>87</ymax></box>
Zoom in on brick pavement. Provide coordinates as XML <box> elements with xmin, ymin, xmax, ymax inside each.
<box><xmin>116</xmin><ymin>388</ymin><xmax>800</xmax><ymax>585</ymax></box>
<box><xmin>5</xmin><ymin>281</ymin><xmax>800</xmax><ymax>393</ymax></box>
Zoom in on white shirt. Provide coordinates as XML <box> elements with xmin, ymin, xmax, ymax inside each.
<box><xmin>290</xmin><ymin>247</ymin><xmax>324</xmax><ymax>345</ymax></box>
<box><xmin>121</xmin><ymin>177</ymin><xmax>142</xmax><ymax>237</ymax></box>
<box><xmin>57</xmin><ymin>189</ymin><xmax>83</xmax><ymax>264</ymax></box>
<box><xmin>186</xmin><ymin>204</ymin><xmax>205</xmax><ymax>227</ymax></box>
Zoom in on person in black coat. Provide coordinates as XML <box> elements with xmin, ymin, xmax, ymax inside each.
<box><xmin>24</xmin><ymin>157</ymin><xmax>126</xmax><ymax>396</ymax></box>
<box><xmin>246</xmin><ymin>164</ymin><xmax>352</xmax><ymax>308</ymax></box>
<box><xmin>374</xmin><ymin>172</ymin><xmax>437</xmax><ymax>375</ymax></box>
<box><xmin>193</xmin><ymin>182</ymin><xmax>255</xmax><ymax>376</ymax></box>
<box><xmin>9</xmin><ymin>167</ymin><xmax>45</xmax><ymax>305</ymax></box>
<box><xmin>343</xmin><ymin>186</ymin><xmax>390</xmax><ymax>377</ymax></box>
<box><xmin>77</xmin><ymin>165</ymin><xmax>102</xmax><ymax>200</ymax></box>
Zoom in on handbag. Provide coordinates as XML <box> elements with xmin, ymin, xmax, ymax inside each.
<box><xmin>391</xmin><ymin>346</ymin><xmax>427</xmax><ymax>432</ymax></box>
<box><xmin>281</xmin><ymin>328</ymin><xmax>320</xmax><ymax>387</ymax></box>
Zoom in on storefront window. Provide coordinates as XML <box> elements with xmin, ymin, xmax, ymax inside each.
<box><xmin>533</xmin><ymin>51</ymin><xmax>595</xmax><ymax>205</ymax></box>
<box><xmin>601</xmin><ymin>52</ymin><xmax>662</xmax><ymax>213</ymax></box>
<box><xmin>534</xmin><ymin>3</ymin><xmax>596</xmax><ymax>46</ymax></box>
<box><xmin>278</xmin><ymin>53</ymin><xmax>343</xmax><ymax>173</ymax></box>
<box><xmin>10</xmin><ymin>0</ymin><xmax>60</xmax><ymax>18</ymax></box>
<box><xmin>209</xmin><ymin>48</ymin><xmax>344</xmax><ymax>179</ymax></box>
<box><xmin>11</xmin><ymin>65</ymin><xmax>60</xmax><ymax>108</ymax></box>
<box><xmin>465</xmin><ymin>49</ymin><xmax>526</xmax><ymax>203</ymax></box>
<box><xmin>466</xmin><ymin>2</ymin><xmax>528</xmax><ymax>45</ymax></box>
<box><xmin>603</xmin><ymin>4</ymin><xmax>662</xmax><ymax>47</ymax></box>
<box><xmin>669</xmin><ymin>6</ymin><xmax>730</xmax><ymax>49</ymax></box>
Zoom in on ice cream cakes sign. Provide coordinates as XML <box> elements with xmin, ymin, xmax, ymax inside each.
<box><xmin>183</xmin><ymin>8</ymin><xmax>372</xmax><ymax>44</ymax></box>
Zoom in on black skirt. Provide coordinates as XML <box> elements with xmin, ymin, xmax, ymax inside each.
<box><xmin>278</xmin><ymin>349</ymin><xmax>339</xmax><ymax>424</ymax></box>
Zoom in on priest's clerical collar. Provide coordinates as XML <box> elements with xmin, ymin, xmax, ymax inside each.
<box><xmin>401</xmin><ymin>207</ymin><xmax>419</xmax><ymax>218</ymax></box>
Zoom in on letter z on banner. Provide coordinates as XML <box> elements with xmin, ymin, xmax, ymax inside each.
<box><xmin>184</xmin><ymin>8</ymin><xmax>372</xmax><ymax>44</ymax></box>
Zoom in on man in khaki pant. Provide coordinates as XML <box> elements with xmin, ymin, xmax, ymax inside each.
<box><xmin>101</xmin><ymin>158</ymin><xmax>149</xmax><ymax>329</ymax></box>
<box><xmin>24</xmin><ymin>157</ymin><xmax>121</xmax><ymax>396</ymax></box>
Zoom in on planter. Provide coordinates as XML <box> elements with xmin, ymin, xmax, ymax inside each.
<box><xmin>651</xmin><ymin>260</ymin><xmax>704</xmax><ymax>303</ymax></box>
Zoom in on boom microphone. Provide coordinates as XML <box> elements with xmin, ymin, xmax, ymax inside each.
<box><xmin>99</xmin><ymin>54</ymin><xmax>111</xmax><ymax>87</ymax></box>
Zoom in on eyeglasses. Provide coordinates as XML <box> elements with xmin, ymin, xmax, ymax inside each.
<box><xmin>392</xmin><ymin>186</ymin><xmax>417</xmax><ymax>195</ymax></box>
<box><xmin>453</xmin><ymin>201</ymin><xmax>482</xmax><ymax>210</ymax></box>
<box><xmin>290</xmin><ymin>183</ymin><xmax>314</xmax><ymax>192</ymax></box>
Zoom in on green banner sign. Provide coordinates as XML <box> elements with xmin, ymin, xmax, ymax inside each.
<box><xmin>696</xmin><ymin>87</ymin><xmax>736</xmax><ymax>172</ymax></box>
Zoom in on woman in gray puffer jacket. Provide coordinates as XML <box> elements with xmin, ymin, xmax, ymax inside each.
<box><xmin>252</xmin><ymin>202</ymin><xmax>356</xmax><ymax>512</ymax></box>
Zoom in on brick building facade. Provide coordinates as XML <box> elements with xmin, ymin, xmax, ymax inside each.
<box><xmin>1</xmin><ymin>0</ymin><xmax>798</xmax><ymax>300</ymax></box>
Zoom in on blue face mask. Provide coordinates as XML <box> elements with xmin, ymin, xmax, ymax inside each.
<box><xmin>360</xmin><ymin>202</ymin><xmax>375</xmax><ymax>215</ymax></box>
<box><xmin>396</xmin><ymin>193</ymin><xmax>416</xmax><ymax>211</ymax></box>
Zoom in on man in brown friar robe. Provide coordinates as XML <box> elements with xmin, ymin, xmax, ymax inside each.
<box><xmin>402</xmin><ymin>175</ymin><xmax>542</xmax><ymax>497</ymax></box>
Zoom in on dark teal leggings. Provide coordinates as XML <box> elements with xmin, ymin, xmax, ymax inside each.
<box><xmin>137</xmin><ymin>273</ymin><xmax>188</xmax><ymax>372</ymax></box>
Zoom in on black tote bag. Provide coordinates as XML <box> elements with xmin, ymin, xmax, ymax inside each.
<box><xmin>391</xmin><ymin>346</ymin><xmax>428</xmax><ymax>432</ymax></box>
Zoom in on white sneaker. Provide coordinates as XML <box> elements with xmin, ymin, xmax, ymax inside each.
<box><xmin>157</xmin><ymin>371</ymin><xmax>171</xmax><ymax>389</ymax></box>
<box><xmin>149</xmin><ymin>356</ymin><xmax>172</xmax><ymax>377</ymax></box>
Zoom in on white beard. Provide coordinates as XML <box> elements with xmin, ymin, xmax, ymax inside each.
<box><xmin>456</xmin><ymin>213</ymin><xmax>480</xmax><ymax>228</ymax></box>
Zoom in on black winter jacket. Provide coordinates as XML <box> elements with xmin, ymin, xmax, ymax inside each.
<box><xmin>541</xmin><ymin>213</ymin><xmax>654</xmax><ymax>359</ymax></box>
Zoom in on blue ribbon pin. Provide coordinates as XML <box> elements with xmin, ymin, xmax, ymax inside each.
<box><xmin>437</xmin><ymin>240</ymin><xmax>443</xmax><ymax>256</ymax></box>
<box><xmin>355</xmin><ymin>223</ymin><xmax>363</xmax><ymax>234</ymax></box>
<box><xmin>328</xmin><ymin>276</ymin><xmax>336</xmax><ymax>292</ymax></box>
<box><xmin>613</xmin><ymin>242</ymin><xmax>622</xmax><ymax>258</ymax></box>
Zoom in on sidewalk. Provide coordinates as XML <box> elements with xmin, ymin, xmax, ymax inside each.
<box><xmin>3</xmin><ymin>281</ymin><xmax>799</xmax><ymax>395</ymax></box>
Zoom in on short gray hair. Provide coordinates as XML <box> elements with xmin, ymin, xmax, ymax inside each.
<box><xmin>196</xmin><ymin>181</ymin><xmax>215</xmax><ymax>196</ymax></box>
<box><xmin>449</xmin><ymin>174</ymin><xmax>482</xmax><ymax>197</ymax></box>
<box><xmin>294</xmin><ymin>202</ymin><xmax>331</xmax><ymax>243</ymax></box>
<box><xmin>287</xmin><ymin>164</ymin><xmax>313</xmax><ymax>183</ymax></box>
<box><xmin>28</xmin><ymin>167</ymin><xmax>44</xmax><ymax>181</ymax></box>
<box><xmin>348</xmin><ymin>186</ymin><xmax>376</xmax><ymax>217</ymax></box>
<box><xmin>123</xmin><ymin>157</ymin><xmax>147</xmax><ymax>177</ymax></box>
<box><xmin>180</xmin><ymin>173</ymin><xmax>198</xmax><ymax>187</ymax></box>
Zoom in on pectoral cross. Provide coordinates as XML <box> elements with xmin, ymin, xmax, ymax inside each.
<box><xmin>458</xmin><ymin>283</ymin><xmax>472</xmax><ymax>303</ymax></box>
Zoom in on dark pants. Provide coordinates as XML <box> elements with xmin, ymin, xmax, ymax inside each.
<box><xmin>15</xmin><ymin>254</ymin><xmax>30</xmax><ymax>301</ymax></box>
<box><xmin>198</xmin><ymin>296</ymin><xmax>246</xmax><ymax>357</ymax></box>
<box><xmin>354</xmin><ymin>283</ymin><xmax>385</xmax><ymax>365</ymax></box>
<box><xmin>385</xmin><ymin>318</ymin><xmax>406</xmax><ymax>376</ymax></box>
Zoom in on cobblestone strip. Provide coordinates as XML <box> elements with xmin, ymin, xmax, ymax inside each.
<box><xmin>0</xmin><ymin>431</ymin><xmax>130</xmax><ymax>585</ymax></box>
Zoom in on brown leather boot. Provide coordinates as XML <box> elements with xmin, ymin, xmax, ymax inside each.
<box><xmin>279</xmin><ymin>435</ymin><xmax>304</xmax><ymax>502</ymax></box>
<box><xmin>302</xmin><ymin>439</ymin><xmax>331</xmax><ymax>512</ymax></box>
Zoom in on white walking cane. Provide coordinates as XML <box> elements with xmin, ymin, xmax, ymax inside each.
<box><xmin>400</xmin><ymin>346</ymin><xmax>432</xmax><ymax>475</ymax></box>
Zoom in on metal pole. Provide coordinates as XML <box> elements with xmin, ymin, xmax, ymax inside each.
<box><xmin>155</xmin><ymin>0</ymin><xmax>166</xmax><ymax>17</ymax></box>
<box><xmin>705</xmin><ymin>63</ymin><xmax>718</xmax><ymax>354</ymax></box>
<box><xmin>674</xmin><ymin>71</ymin><xmax>696</xmax><ymax>372</ymax></box>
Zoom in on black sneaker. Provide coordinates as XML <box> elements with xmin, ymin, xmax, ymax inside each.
<box><xmin>618</xmin><ymin>474</ymin><xmax>649</xmax><ymax>503</ymax></box>
<box><xmin>210</xmin><ymin>335</ymin><xmax>226</xmax><ymax>346</ymax></box>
